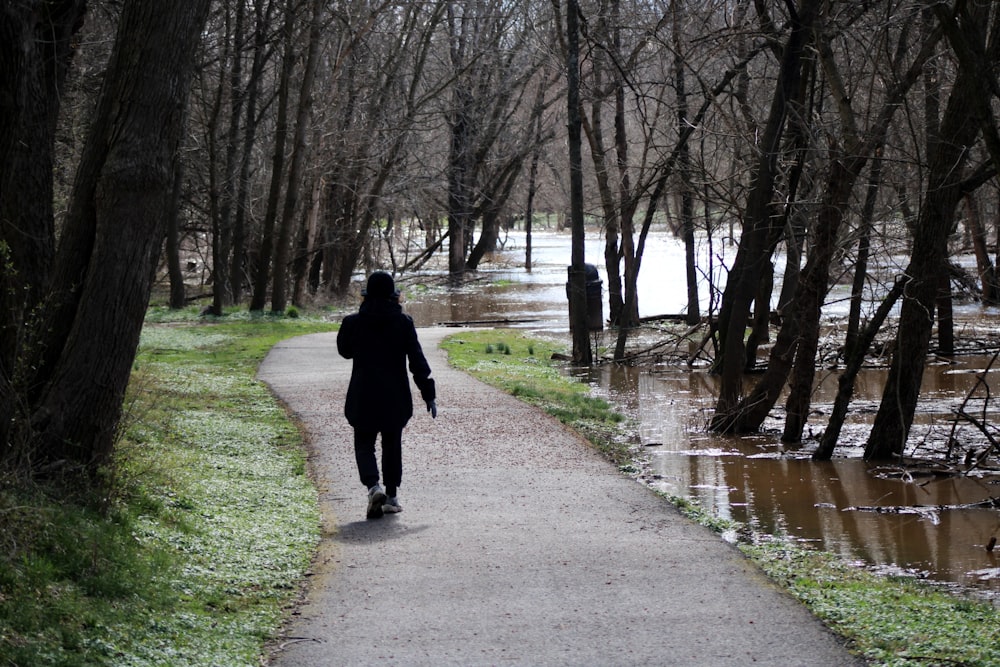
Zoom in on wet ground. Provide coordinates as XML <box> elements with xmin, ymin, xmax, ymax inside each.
<box><xmin>399</xmin><ymin>228</ymin><xmax>1000</xmax><ymax>597</ymax></box>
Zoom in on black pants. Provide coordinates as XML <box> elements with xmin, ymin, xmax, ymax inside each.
<box><xmin>354</xmin><ymin>426</ymin><xmax>403</xmax><ymax>491</ymax></box>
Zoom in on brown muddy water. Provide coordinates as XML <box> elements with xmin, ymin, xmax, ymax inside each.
<box><xmin>400</xmin><ymin>229</ymin><xmax>1000</xmax><ymax>597</ymax></box>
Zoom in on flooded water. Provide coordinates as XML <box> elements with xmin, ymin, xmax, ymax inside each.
<box><xmin>402</xmin><ymin>228</ymin><xmax>1000</xmax><ymax>597</ymax></box>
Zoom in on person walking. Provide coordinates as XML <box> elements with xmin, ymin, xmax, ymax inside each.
<box><xmin>337</xmin><ymin>271</ymin><xmax>437</xmax><ymax>519</ymax></box>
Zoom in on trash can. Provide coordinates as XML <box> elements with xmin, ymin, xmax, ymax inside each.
<box><xmin>566</xmin><ymin>263</ymin><xmax>604</xmax><ymax>331</ymax></box>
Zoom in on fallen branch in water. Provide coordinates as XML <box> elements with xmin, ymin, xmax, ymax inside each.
<box><xmin>613</xmin><ymin>322</ymin><xmax>704</xmax><ymax>365</ymax></box>
<box><xmin>843</xmin><ymin>497</ymin><xmax>1000</xmax><ymax>514</ymax></box>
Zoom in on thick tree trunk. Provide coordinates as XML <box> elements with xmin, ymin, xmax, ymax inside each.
<box><xmin>292</xmin><ymin>179</ymin><xmax>321</xmax><ymax>307</ymax></box>
<box><xmin>0</xmin><ymin>1</ymin><xmax>87</xmax><ymax>459</ymax></box>
<box><xmin>29</xmin><ymin>0</ymin><xmax>211</xmax><ymax>475</ymax></box>
<box><xmin>445</xmin><ymin>24</ymin><xmax>475</xmax><ymax>285</ymax></box>
<box><xmin>566</xmin><ymin>0</ymin><xmax>591</xmax><ymax>364</ymax></box>
<box><xmin>466</xmin><ymin>216</ymin><xmax>500</xmax><ymax>270</ymax></box>
<box><xmin>446</xmin><ymin>110</ymin><xmax>472</xmax><ymax>283</ymax></box>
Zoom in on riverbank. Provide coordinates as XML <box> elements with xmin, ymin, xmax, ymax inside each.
<box><xmin>444</xmin><ymin>329</ymin><xmax>1000</xmax><ymax>666</ymax></box>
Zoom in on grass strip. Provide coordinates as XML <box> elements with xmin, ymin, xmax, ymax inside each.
<box><xmin>0</xmin><ymin>307</ymin><xmax>336</xmax><ymax>666</ymax></box>
<box><xmin>443</xmin><ymin>329</ymin><xmax>1000</xmax><ymax>667</ymax></box>
<box><xmin>441</xmin><ymin>331</ymin><xmax>634</xmax><ymax>466</ymax></box>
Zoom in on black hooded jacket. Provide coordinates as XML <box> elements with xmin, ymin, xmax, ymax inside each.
<box><xmin>337</xmin><ymin>298</ymin><xmax>435</xmax><ymax>430</ymax></box>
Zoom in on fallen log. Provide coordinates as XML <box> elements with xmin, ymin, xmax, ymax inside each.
<box><xmin>436</xmin><ymin>317</ymin><xmax>540</xmax><ymax>327</ymax></box>
<box><xmin>639</xmin><ymin>313</ymin><xmax>698</xmax><ymax>324</ymax></box>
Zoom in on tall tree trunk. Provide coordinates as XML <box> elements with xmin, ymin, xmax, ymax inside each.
<box><xmin>583</xmin><ymin>0</ymin><xmax>640</xmax><ymax>329</ymax></box>
<box><xmin>166</xmin><ymin>131</ymin><xmax>188</xmax><ymax>310</ymax></box>
<box><xmin>710</xmin><ymin>0</ymin><xmax>820</xmax><ymax>431</ymax></box>
<box><xmin>584</xmin><ymin>58</ymin><xmax>624</xmax><ymax>326</ymax></box>
<box><xmin>0</xmin><ymin>0</ymin><xmax>87</xmax><ymax>458</ymax></box>
<box><xmin>29</xmin><ymin>0</ymin><xmax>211</xmax><ymax>475</ymax></box>
<box><xmin>232</xmin><ymin>0</ymin><xmax>273</xmax><ymax>304</ymax></box>
<box><xmin>208</xmin><ymin>0</ymin><xmax>248</xmax><ymax>315</ymax></box>
<box><xmin>566</xmin><ymin>0</ymin><xmax>591</xmax><ymax>364</ymax></box>
<box><xmin>249</xmin><ymin>0</ymin><xmax>294</xmax><ymax>311</ymax></box>
<box><xmin>865</xmin><ymin>65</ymin><xmax>982</xmax><ymax>460</ymax></box>
<box><xmin>292</xmin><ymin>177</ymin><xmax>321</xmax><ymax>307</ymax></box>
<box><xmin>523</xmin><ymin>72</ymin><xmax>551</xmax><ymax>274</ymax></box>
<box><xmin>525</xmin><ymin>141</ymin><xmax>541</xmax><ymax>273</ymax></box>
<box><xmin>272</xmin><ymin>0</ymin><xmax>322</xmax><ymax>313</ymax></box>
<box><xmin>743</xmin><ymin>51</ymin><xmax>815</xmax><ymax>374</ymax></box>
<box><xmin>674</xmin><ymin>0</ymin><xmax>699</xmax><ymax>325</ymax></box>
<box><xmin>446</xmin><ymin>102</ymin><xmax>473</xmax><ymax>283</ymax></box>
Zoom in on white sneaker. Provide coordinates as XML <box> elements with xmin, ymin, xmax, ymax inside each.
<box><xmin>366</xmin><ymin>485</ymin><xmax>386</xmax><ymax>519</ymax></box>
<box><xmin>383</xmin><ymin>496</ymin><xmax>403</xmax><ymax>514</ymax></box>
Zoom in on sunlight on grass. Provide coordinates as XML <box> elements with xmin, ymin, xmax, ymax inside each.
<box><xmin>0</xmin><ymin>309</ymin><xmax>336</xmax><ymax>666</ymax></box>
<box><xmin>743</xmin><ymin>537</ymin><xmax>1000</xmax><ymax>666</ymax></box>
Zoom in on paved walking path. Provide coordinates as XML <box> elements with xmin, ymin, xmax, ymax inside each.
<box><xmin>259</xmin><ymin>328</ymin><xmax>861</xmax><ymax>666</ymax></box>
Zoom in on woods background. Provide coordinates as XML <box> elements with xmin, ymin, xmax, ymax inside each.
<box><xmin>4</xmin><ymin>0</ymin><xmax>1000</xmax><ymax>487</ymax></box>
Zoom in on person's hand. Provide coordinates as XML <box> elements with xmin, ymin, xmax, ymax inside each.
<box><xmin>426</xmin><ymin>399</ymin><xmax>437</xmax><ymax>419</ymax></box>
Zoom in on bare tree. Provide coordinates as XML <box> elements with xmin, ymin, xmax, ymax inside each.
<box><xmin>317</xmin><ymin>0</ymin><xmax>449</xmax><ymax>295</ymax></box>
<box><xmin>866</xmin><ymin>1</ymin><xmax>1000</xmax><ymax>460</ymax></box>
<box><xmin>0</xmin><ymin>0</ymin><xmax>88</xmax><ymax>457</ymax></box>
<box><xmin>444</xmin><ymin>0</ymin><xmax>548</xmax><ymax>280</ymax></box>
<box><xmin>710</xmin><ymin>0</ymin><xmax>822</xmax><ymax>432</ymax></box>
<box><xmin>250</xmin><ymin>0</ymin><xmax>298</xmax><ymax>311</ymax></box>
<box><xmin>2</xmin><ymin>0</ymin><xmax>211</xmax><ymax>480</ymax></box>
<box><xmin>716</xmin><ymin>3</ymin><xmax>942</xmax><ymax>438</ymax></box>
<box><xmin>271</xmin><ymin>0</ymin><xmax>324</xmax><ymax>313</ymax></box>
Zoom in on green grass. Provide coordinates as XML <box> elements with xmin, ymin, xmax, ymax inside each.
<box><xmin>444</xmin><ymin>329</ymin><xmax>1000</xmax><ymax>667</ymax></box>
<box><xmin>743</xmin><ymin>537</ymin><xmax>1000</xmax><ymax>666</ymax></box>
<box><xmin>0</xmin><ymin>307</ymin><xmax>337</xmax><ymax>666</ymax></box>
<box><xmin>8</xmin><ymin>314</ymin><xmax>1000</xmax><ymax>666</ymax></box>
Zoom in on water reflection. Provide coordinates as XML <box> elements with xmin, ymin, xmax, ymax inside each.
<box><xmin>403</xmin><ymin>229</ymin><xmax>1000</xmax><ymax>595</ymax></box>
